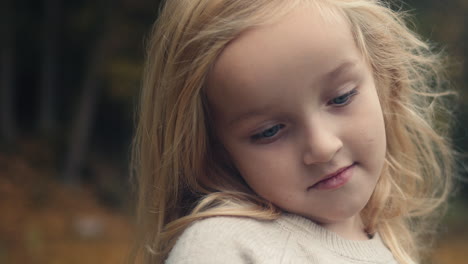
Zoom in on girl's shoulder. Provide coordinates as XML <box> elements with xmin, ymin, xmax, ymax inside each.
<box><xmin>182</xmin><ymin>215</ymin><xmax>281</xmax><ymax>237</ymax></box>
<box><xmin>165</xmin><ymin>215</ymin><xmax>292</xmax><ymax>263</ymax></box>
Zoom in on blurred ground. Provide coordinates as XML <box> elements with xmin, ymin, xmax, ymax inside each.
<box><xmin>0</xmin><ymin>148</ymin><xmax>132</xmax><ymax>264</ymax></box>
<box><xmin>0</xmin><ymin>148</ymin><xmax>466</xmax><ymax>264</ymax></box>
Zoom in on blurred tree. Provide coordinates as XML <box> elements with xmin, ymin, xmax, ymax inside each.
<box><xmin>0</xmin><ymin>0</ymin><xmax>18</xmax><ymax>144</ymax></box>
<box><xmin>62</xmin><ymin>0</ymin><xmax>125</xmax><ymax>185</ymax></box>
<box><xmin>39</xmin><ymin>0</ymin><xmax>61</xmax><ymax>136</ymax></box>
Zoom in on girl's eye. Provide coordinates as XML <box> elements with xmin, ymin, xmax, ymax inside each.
<box><xmin>251</xmin><ymin>124</ymin><xmax>285</xmax><ymax>141</ymax></box>
<box><xmin>328</xmin><ymin>89</ymin><xmax>359</xmax><ymax>106</ymax></box>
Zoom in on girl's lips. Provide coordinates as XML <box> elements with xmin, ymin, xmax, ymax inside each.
<box><xmin>311</xmin><ymin>163</ymin><xmax>355</xmax><ymax>190</ymax></box>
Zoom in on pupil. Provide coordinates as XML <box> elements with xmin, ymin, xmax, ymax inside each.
<box><xmin>334</xmin><ymin>95</ymin><xmax>347</xmax><ymax>104</ymax></box>
<box><xmin>263</xmin><ymin>126</ymin><xmax>278</xmax><ymax>137</ymax></box>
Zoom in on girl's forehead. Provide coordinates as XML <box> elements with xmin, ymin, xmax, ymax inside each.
<box><xmin>222</xmin><ymin>4</ymin><xmax>348</xmax><ymax>57</ymax></box>
<box><xmin>206</xmin><ymin>5</ymin><xmax>359</xmax><ymax>102</ymax></box>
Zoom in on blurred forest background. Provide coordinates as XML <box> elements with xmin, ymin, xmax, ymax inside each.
<box><xmin>0</xmin><ymin>0</ymin><xmax>467</xmax><ymax>263</ymax></box>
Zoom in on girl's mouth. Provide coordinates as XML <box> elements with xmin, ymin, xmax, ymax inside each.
<box><xmin>311</xmin><ymin>163</ymin><xmax>356</xmax><ymax>190</ymax></box>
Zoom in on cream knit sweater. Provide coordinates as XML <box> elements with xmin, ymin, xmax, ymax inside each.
<box><xmin>166</xmin><ymin>213</ymin><xmax>398</xmax><ymax>263</ymax></box>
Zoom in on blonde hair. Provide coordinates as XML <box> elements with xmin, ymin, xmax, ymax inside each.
<box><xmin>131</xmin><ymin>0</ymin><xmax>455</xmax><ymax>263</ymax></box>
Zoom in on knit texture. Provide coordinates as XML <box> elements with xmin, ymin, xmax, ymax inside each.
<box><xmin>166</xmin><ymin>213</ymin><xmax>398</xmax><ymax>264</ymax></box>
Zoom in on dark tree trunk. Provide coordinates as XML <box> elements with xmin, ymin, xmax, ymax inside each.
<box><xmin>62</xmin><ymin>35</ymin><xmax>109</xmax><ymax>185</ymax></box>
<box><xmin>62</xmin><ymin>0</ymin><xmax>121</xmax><ymax>185</ymax></box>
<box><xmin>39</xmin><ymin>0</ymin><xmax>61</xmax><ymax>136</ymax></box>
<box><xmin>0</xmin><ymin>0</ymin><xmax>18</xmax><ymax>144</ymax></box>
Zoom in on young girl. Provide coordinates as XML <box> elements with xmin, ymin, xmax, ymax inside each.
<box><xmin>131</xmin><ymin>0</ymin><xmax>455</xmax><ymax>263</ymax></box>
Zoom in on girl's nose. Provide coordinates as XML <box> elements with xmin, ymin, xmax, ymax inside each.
<box><xmin>302</xmin><ymin>121</ymin><xmax>343</xmax><ymax>165</ymax></box>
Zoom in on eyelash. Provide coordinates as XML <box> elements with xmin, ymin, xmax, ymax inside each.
<box><xmin>251</xmin><ymin>88</ymin><xmax>359</xmax><ymax>142</ymax></box>
<box><xmin>327</xmin><ymin>88</ymin><xmax>359</xmax><ymax>106</ymax></box>
<box><xmin>251</xmin><ymin>124</ymin><xmax>285</xmax><ymax>142</ymax></box>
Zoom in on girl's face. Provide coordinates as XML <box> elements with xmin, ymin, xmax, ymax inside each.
<box><xmin>206</xmin><ymin>6</ymin><xmax>386</xmax><ymax>237</ymax></box>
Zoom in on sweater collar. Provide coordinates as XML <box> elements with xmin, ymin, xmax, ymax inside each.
<box><xmin>276</xmin><ymin>213</ymin><xmax>396</xmax><ymax>262</ymax></box>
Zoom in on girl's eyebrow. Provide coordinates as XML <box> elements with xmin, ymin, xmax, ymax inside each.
<box><xmin>228</xmin><ymin>105</ymin><xmax>274</xmax><ymax>127</ymax></box>
<box><xmin>323</xmin><ymin>60</ymin><xmax>359</xmax><ymax>84</ymax></box>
